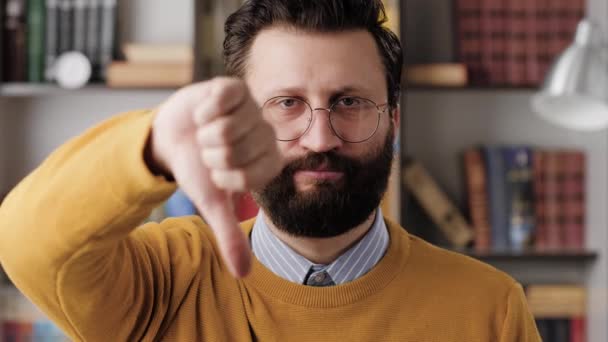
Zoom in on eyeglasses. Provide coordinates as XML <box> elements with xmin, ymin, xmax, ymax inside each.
<box><xmin>262</xmin><ymin>96</ymin><xmax>389</xmax><ymax>143</ymax></box>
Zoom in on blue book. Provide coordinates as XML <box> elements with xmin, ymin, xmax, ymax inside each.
<box><xmin>164</xmin><ymin>189</ymin><xmax>197</xmax><ymax>217</ymax></box>
<box><xmin>502</xmin><ymin>146</ymin><xmax>535</xmax><ymax>252</ymax></box>
<box><xmin>482</xmin><ymin>146</ymin><xmax>509</xmax><ymax>251</ymax></box>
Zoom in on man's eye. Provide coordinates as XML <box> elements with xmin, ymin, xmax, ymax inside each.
<box><xmin>280</xmin><ymin>99</ymin><xmax>297</xmax><ymax>108</ymax></box>
<box><xmin>337</xmin><ymin>97</ymin><xmax>360</xmax><ymax>106</ymax></box>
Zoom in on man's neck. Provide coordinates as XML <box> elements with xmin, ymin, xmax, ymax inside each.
<box><xmin>263</xmin><ymin>210</ymin><xmax>377</xmax><ymax>265</ymax></box>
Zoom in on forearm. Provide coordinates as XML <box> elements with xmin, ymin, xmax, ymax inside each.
<box><xmin>0</xmin><ymin>109</ymin><xmax>176</xmax><ymax>336</ymax></box>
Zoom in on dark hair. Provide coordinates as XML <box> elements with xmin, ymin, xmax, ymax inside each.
<box><xmin>223</xmin><ymin>0</ymin><xmax>403</xmax><ymax>109</ymax></box>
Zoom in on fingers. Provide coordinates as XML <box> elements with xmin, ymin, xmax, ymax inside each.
<box><xmin>199</xmin><ymin>121</ymin><xmax>274</xmax><ymax>170</ymax></box>
<box><xmin>191</xmin><ymin>77</ymin><xmax>249</xmax><ymax>126</ymax></box>
<box><xmin>210</xmin><ymin>147</ymin><xmax>284</xmax><ymax>191</ymax></box>
<box><xmin>195</xmin><ymin>106</ymin><xmax>259</xmax><ymax>147</ymax></box>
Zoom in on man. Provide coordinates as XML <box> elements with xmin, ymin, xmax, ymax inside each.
<box><xmin>0</xmin><ymin>0</ymin><xmax>540</xmax><ymax>341</ymax></box>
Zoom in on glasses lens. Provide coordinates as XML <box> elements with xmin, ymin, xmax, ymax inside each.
<box><xmin>330</xmin><ymin>97</ymin><xmax>380</xmax><ymax>142</ymax></box>
<box><xmin>263</xmin><ymin>97</ymin><xmax>312</xmax><ymax>141</ymax></box>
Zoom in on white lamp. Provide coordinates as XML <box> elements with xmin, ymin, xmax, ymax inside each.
<box><xmin>532</xmin><ymin>20</ymin><xmax>608</xmax><ymax>131</ymax></box>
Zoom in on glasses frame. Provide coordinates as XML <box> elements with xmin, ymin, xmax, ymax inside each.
<box><xmin>262</xmin><ymin>96</ymin><xmax>391</xmax><ymax>143</ymax></box>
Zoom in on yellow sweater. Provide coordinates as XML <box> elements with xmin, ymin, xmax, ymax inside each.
<box><xmin>0</xmin><ymin>110</ymin><xmax>540</xmax><ymax>341</ymax></box>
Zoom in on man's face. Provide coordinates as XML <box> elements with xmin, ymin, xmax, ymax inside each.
<box><xmin>246</xmin><ymin>26</ymin><xmax>399</xmax><ymax>238</ymax></box>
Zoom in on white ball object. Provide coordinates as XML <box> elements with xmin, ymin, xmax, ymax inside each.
<box><xmin>54</xmin><ymin>51</ymin><xmax>92</xmax><ymax>89</ymax></box>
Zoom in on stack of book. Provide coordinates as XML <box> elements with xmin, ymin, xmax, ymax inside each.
<box><xmin>464</xmin><ymin>146</ymin><xmax>585</xmax><ymax>252</ymax></box>
<box><xmin>106</xmin><ymin>43</ymin><xmax>193</xmax><ymax>88</ymax></box>
<box><xmin>455</xmin><ymin>0</ymin><xmax>585</xmax><ymax>86</ymax></box>
<box><xmin>0</xmin><ymin>286</ymin><xmax>68</xmax><ymax>341</ymax></box>
<box><xmin>0</xmin><ymin>0</ymin><xmax>117</xmax><ymax>83</ymax></box>
<box><xmin>526</xmin><ymin>284</ymin><xmax>587</xmax><ymax>342</ymax></box>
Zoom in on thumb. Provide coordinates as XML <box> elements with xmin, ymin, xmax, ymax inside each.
<box><xmin>197</xmin><ymin>189</ymin><xmax>252</xmax><ymax>278</ymax></box>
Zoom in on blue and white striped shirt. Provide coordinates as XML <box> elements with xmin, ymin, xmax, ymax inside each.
<box><xmin>251</xmin><ymin>208</ymin><xmax>389</xmax><ymax>285</ymax></box>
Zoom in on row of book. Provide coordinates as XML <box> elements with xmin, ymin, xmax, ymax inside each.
<box><xmin>0</xmin><ymin>286</ymin><xmax>68</xmax><ymax>341</ymax></box>
<box><xmin>526</xmin><ymin>284</ymin><xmax>587</xmax><ymax>342</ymax></box>
<box><xmin>464</xmin><ymin>146</ymin><xmax>585</xmax><ymax>252</ymax></box>
<box><xmin>0</xmin><ymin>0</ymin><xmax>117</xmax><ymax>83</ymax></box>
<box><xmin>455</xmin><ymin>0</ymin><xmax>585</xmax><ymax>86</ymax></box>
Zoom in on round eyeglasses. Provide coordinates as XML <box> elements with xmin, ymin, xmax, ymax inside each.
<box><xmin>262</xmin><ymin>96</ymin><xmax>390</xmax><ymax>143</ymax></box>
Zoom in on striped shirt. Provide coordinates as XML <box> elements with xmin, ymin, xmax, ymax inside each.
<box><xmin>251</xmin><ymin>208</ymin><xmax>389</xmax><ymax>285</ymax></box>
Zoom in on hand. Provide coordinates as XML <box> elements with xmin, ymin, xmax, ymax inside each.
<box><xmin>150</xmin><ymin>77</ymin><xmax>284</xmax><ymax>277</ymax></box>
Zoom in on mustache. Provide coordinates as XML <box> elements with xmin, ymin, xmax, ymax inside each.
<box><xmin>282</xmin><ymin>151</ymin><xmax>360</xmax><ymax>175</ymax></box>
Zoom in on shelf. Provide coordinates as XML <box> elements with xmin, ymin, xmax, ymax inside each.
<box><xmin>404</xmin><ymin>85</ymin><xmax>540</xmax><ymax>92</ymax></box>
<box><xmin>0</xmin><ymin>83</ymin><xmax>177</xmax><ymax>97</ymax></box>
<box><xmin>453</xmin><ymin>249</ymin><xmax>598</xmax><ymax>263</ymax></box>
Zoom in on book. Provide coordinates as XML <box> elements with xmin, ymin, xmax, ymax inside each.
<box><xmin>526</xmin><ymin>284</ymin><xmax>586</xmax><ymax>318</ymax></box>
<box><xmin>405</xmin><ymin>63</ymin><xmax>468</xmax><ymax>87</ymax></box>
<box><xmin>106</xmin><ymin>62</ymin><xmax>193</xmax><ymax>88</ymax></box>
<box><xmin>523</xmin><ymin>0</ymin><xmax>541</xmax><ymax>85</ymax></box>
<box><xmin>560</xmin><ymin>150</ymin><xmax>585</xmax><ymax>250</ymax></box>
<box><xmin>503</xmin><ymin>146</ymin><xmax>534</xmax><ymax>251</ymax></box>
<box><xmin>463</xmin><ymin>148</ymin><xmax>491</xmax><ymax>251</ymax></box>
<box><xmin>57</xmin><ymin>0</ymin><xmax>72</xmax><ymax>54</ymax></box>
<box><xmin>482</xmin><ymin>146</ymin><xmax>509</xmax><ymax>250</ymax></box>
<box><xmin>0</xmin><ymin>0</ymin><xmax>5</xmax><ymax>82</ymax></box>
<box><xmin>570</xmin><ymin>316</ymin><xmax>586</xmax><ymax>342</ymax></box>
<box><xmin>480</xmin><ymin>0</ymin><xmax>507</xmax><ymax>85</ymax></box>
<box><xmin>72</xmin><ymin>0</ymin><xmax>87</xmax><ymax>53</ymax></box>
<box><xmin>534</xmin><ymin>150</ymin><xmax>563</xmax><ymax>250</ymax></box>
<box><xmin>455</xmin><ymin>0</ymin><xmax>484</xmax><ymax>84</ymax></box>
<box><xmin>99</xmin><ymin>0</ymin><xmax>117</xmax><ymax>80</ymax></box>
<box><xmin>86</xmin><ymin>0</ymin><xmax>102</xmax><ymax>80</ymax></box>
<box><xmin>123</xmin><ymin>43</ymin><xmax>194</xmax><ymax>64</ymax></box>
<box><xmin>27</xmin><ymin>0</ymin><xmax>45</xmax><ymax>82</ymax></box>
<box><xmin>3</xmin><ymin>0</ymin><xmax>28</xmax><ymax>82</ymax></box>
<box><xmin>164</xmin><ymin>189</ymin><xmax>197</xmax><ymax>217</ymax></box>
<box><xmin>233</xmin><ymin>193</ymin><xmax>259</xmax><ymax>222</ymax></box>
<box><xmin>505</xmin><ymin>0</ymin><xmax>527</xmax><ymax>85</ymax></box>
<box><xmin>44</xmin><ymin>0</ymin><xmax>59</xmax><ymax>81</ymax></box>
<box><xmin>402</xmin><ymin>159</ymin><xmax>474</xmax><ymax>247</ymax></box>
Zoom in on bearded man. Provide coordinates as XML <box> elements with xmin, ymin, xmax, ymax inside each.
<box><xmin>0</xmin><ymin>0</ymin><xmax>540</xmax><ymax>341</ymax></box>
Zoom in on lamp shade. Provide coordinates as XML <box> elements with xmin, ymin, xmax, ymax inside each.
<box><xmin>532</xmin><ymin>20</ymin><xmax>608</xmax><ymax>131</ymax></box>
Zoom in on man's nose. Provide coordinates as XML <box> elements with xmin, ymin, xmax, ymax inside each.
<box><xmin>297</xmin><ymin>109</ymin><xmax>343</xmax><ymax>153</ymax></box>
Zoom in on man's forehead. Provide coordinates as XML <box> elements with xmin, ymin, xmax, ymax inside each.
<box><xmin>246</xmin><ymin>26</ymin><xmax>385</xmax><ymax>99</ymax></box>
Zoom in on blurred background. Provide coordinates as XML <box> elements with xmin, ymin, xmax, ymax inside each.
<box><xmin>0</xmin><ymin>0</ymin><xmax>607</xmax><ymax>341</ymax></box>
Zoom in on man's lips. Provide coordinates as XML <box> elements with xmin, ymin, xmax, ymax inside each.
<box><xmin>294</xmin><ymin>169</ymin><xmax>344</xmax><ymax>181</ymax></box>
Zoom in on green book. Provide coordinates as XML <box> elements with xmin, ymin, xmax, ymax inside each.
<box><xmin>27</xmin><ymin>0</ymin><xmax>45</xmax><ymax>82</ymax></box>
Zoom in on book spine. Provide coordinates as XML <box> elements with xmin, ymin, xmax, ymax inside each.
<box><xmin>543</xmin><ymin>150</ymin><xmax>563</xmax><ymax>250</ymax></box>
<box><xmin>464</xmin><ymin>148</ymin><xmax>491</xmax><ymax>251</ymax></box>
<box><xmin>481</xmin><ymin>0</ymin><xmax>507</xmax><ymax>85</ymax></box>
<box><xmin>482</xmin><ymin>146</ymin><xmax>509</xmax><ymax>250</ymax></box>
<box><xmin>523</xmin><ymin>0</ymin><xmax>540</xmax><ymax>85</ymax></box>
<box><xmin>86</xmin><ymin>0</ymin><xmax>100</xmax><ymax>80</ymax></box>
<box><xmin>503</xmin><ymin>146</ymin><xmax>534</xmax><ymax>251</ymax></box>
<box><xmin>44</xmin><ymin>0</ymin><xmax>59</xmax><ymax>81</ymax></box>
<box><xmin>3</xmin><ymin>0</ymin><xmax>28</xmax><ymax>82</ymax></box>
<box><xmin>164</xmin><ymin>189</ymin><xmax>197</xmax><ymax>217</ymax></box>
<box><xmin>534</xmin><ymin>0</ymin><xmax>551</xmax><ymax>83</ymax></box>
<box><xmin>72</xmin><ymin>0</ymin><xmax>87</xmax><ymax>52</ymax></box>
<box><xmin>27</xmin><ymin>0</ymin><xmax>46</xmax><ymax>82</ymax></box>
<box><xmin>57</xmin><ymin>0</ymin><xmax>72</xmax><ymax>54</ymax></box>
<box><xmin>233</xmin><ymin>192</ymin><xmax>259</xmax><ymax>222</ymax></box>
<box><xmin>402</xmin><ymin>160</ymin><xmax>474</xmax><ymax>247</ymax></box>
<box><xmin>554</xmin><ymin>318</ymin><xmax>571</xmax><ymax>342</ymax></box>
<box><xmin>98</xmin><ymin>0</ymin><xmax>116</xmax><ymax>80</ymax></box>
<box><xmin>505</xmin><ymin>0</ymin><xmax>527</xmax><ymax>85</ymax></box>
<box><xmin>455</xmin><ymin>0</ymin><xmax>483</xmax><ymax>84</ymax></box>
<box><xmin>561</xmin><ymin>150</ymin><xmax>585</xmax><ymax>250</ymax></box>
<box><xmin>570</xmin><ymin>316</ymin><xmax>586</xmax><ymax>342</ymax></box>
<box><xmin>532</xmin><ymin>150</ymin><xmax>547</xmax><ymax>249</ymax></box>
<box><xmin>0</xmin><ymin>0</ymin><xmax>5</xmax><ymax>82</ymax></box>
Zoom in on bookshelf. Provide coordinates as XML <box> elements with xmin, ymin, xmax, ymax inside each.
<box><xmin>401</xmin><ymin>0</ymin><xmax>608</xmax><ymax>341</ymax></box>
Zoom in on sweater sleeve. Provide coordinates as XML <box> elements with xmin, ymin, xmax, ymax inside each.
<box><xmin>0</xmin><ymin>110</ymin><xmax>188</xmax><ymax>341</ymax></box>
<box><xmin>499</xmin><ymin>282</ymin><xmax>542</xmax><ymax>342</ymax></box>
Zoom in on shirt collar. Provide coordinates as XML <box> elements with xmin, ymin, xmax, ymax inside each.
<box><xmin>251</xmin><ymin>208</ymin><xmax>389</xmax><ymax>285</ymax></box>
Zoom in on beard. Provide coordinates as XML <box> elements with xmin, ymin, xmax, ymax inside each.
<box><xmin>252</xmin><ymin>125</ymin><xmax>395</xmax><ymax>238</ymax></box>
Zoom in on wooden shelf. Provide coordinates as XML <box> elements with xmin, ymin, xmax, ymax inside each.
<box><xmin>452</xmin><ymin>249</ymin><xmax>598</xmax><ymax>263</ymax></box>
<box><xmin>0</xmin><ymin>83</ymin><xmax>177</xmax><ymax>97</ymax></box>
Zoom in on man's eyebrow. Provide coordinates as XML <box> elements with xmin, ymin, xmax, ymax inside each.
<box><xmin>269</xmin><ymin>85</ymin><xmax>371</xmax><ymax>99</ymax></box>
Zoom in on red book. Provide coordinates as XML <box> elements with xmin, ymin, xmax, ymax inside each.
<box><xmin>464</xmin><ymin>148</ymin><xmax>491</xmax><ymax>251</ymax></box>
<box><xmin>455</xmin><ymin>0</ymin><xmax>484</xmax><ymax>84</ymax></box>
<box><xmin>533</xmin><ymin>150</ymin><xmax>563</xmax><ymax>250</ymax></box>
<box><xmin>560</xmin><ymin>150</ymin><xmax>586</xmax><ymax>250</ymax></box>
<box><xmin>532</xmin><ymin>150</ymin><xmax>547</xmax><ymax>249</ymax></box>
<box><xmin>505</xmin><ymin>0</ymin><xmax>527</xmax><ymax>85</ymax></box>
<box><xmin>534</xmin><ymin>0</ymin><xmax>552</xmax><ymax>83</ymax></box>
<box><xmin>233</xmin><ymin>192</ymin><xmax>259</xmax><ymax>222</ymax></box>
<box><xmin>570</xmin><ymin>316</ymin><xmax>586</xmax><ymax>342</ymax></box>
<box><xmin>480</xmin><ymin>0</ymin><xmax>507</xmax><ymax>85</ymax></box>
<box><xmin>524</xmin><ymin>0</ymin><xmax>541</xmax><ymax>85</ymax></box>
